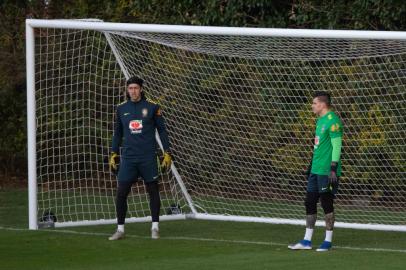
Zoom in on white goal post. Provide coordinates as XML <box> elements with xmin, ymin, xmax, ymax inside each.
<box><xmin>26</xmin><ymin>19</ymin><xmax>406</xmax><ymax>231</ymax></box>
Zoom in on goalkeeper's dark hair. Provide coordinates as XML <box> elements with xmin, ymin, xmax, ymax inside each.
<box><xmin>126</xmin><ymin>76</ymin><xmax>144</xmax><ymax>87</ymax></box>
<box><xmin>313</xmin><ymin>91</ymin><xmax>331</xmax><ymax>107</ymax></box>
<box><xmin>126</xmin><ymin>76</ymin><xmax>145</xmax><ymax>99</ymax></box>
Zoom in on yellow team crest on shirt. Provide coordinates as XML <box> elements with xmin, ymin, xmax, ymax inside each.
<box><xmin>331</xmin><ymin>123</ymin><xmax>340</xmax><ymax>132</ymax></box>
<box><xmin>142</xmin><ymin>108</ymin><xmax>148</xmax><ymax>117</ymax></box>
<box><xmin>328</xmin><ymin>114</ymin><xmax>333</xmax><ymax>120</ymax></box>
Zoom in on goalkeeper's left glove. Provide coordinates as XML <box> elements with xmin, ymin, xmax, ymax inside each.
<box><xmin>329</xmin><ymin>162</ymin><xmax>338</xmax><ymax>188</ymax></box>
<box><xmin>109</xmin><ymin>152</ymin><xmax>120</xmax><ymax>175</ymax></box>
<box><xmin>161</xmin><ymin>151</ymin><xmax>172</xmax><ymax>171</ymax></box>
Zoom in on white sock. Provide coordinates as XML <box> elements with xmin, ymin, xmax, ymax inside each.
<box><xmin>117</xmin><ymin>224</ymin><xmax>124</xmax><ymax>232</ymax></box>
<box><xmin>304</xmin><ymin>228</ymin><xmax>314</xmax><ymax>241</ymax></box>
<box><xmin>152</xmin><ymin>222</ymin><xmax>159</xmax><ymax>230</ymax></box>
<box><xmin>325</xmin><ymin>230</ymin><xmax>333</xmax><ymax>242</ymax></box>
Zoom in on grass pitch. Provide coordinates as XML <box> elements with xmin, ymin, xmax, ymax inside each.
<box><xmin>1</xmin><ymin>189</ymin><xmax>405</xmax><ymax>270</ymax></box>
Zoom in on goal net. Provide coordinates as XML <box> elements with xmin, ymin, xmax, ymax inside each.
<box><xmin>26</xmin><ymin>20</ymin><xmax>406</xmax><ymax>231</ymax></box>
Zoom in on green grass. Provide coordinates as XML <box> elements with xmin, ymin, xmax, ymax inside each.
<box><xmin>29</xmin><ymin>190</ymin><xmax>406</xmax><ymax>225</ymax></box>
<box><xmin>195</xmin><ymin>195</ymin><xmax>406</xmax><ymax>225</ymax></box>
<box><xmin>0</xmin><ymin>189</ymin><xmax>28</xmax><ymax>228</ymax></box>
<box><xmin>1</xmin><ymin>189</ymin><xmax>406</xmax><ymax>270</ymax></box>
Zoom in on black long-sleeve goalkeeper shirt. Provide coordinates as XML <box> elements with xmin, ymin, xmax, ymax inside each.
<box><xmin>111</xmin><ymin>97</ymin><xmax>170</xmax><ymax>161</ymax></box>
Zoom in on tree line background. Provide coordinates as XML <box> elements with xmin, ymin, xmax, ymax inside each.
<box><xmin>0</xmin><ymin>0</ymin><xmax>405</xmax><ymax>187</ymax></box>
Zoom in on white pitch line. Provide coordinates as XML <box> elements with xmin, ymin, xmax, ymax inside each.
<box><xmin>1</xmin><ymin>226</ymin><xmax>406</xmax><ymax>254</ymax></box>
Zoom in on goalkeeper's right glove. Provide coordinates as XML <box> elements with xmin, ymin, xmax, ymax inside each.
<box><xmin>109</xmin><ymin>152</ymin><xmax>120</xmax><ymax>175</ymax></box>
<box><xmin>305</xmin><ymin>160</ymin><xmax>312</xmax><ymax>179</ymax></box>
<box><xmin>305</xmin><ymin>150</ymin><xmax>313</xmax><ymax>179</ymax></box>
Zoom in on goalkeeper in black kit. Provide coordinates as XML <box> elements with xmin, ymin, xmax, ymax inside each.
<box><xmin>108</xmin><ymin>76</ymin><xmax>172</xmax><ymax>240</ymax></box>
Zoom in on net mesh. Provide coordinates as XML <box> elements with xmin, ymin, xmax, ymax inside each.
<box><xmin>34</xmin><ymin>26</ymin><xmax>406</xmax><ymax>226</ymax></box>
<box><xmin>35</xmin><ymin>28</ymin><xmax>186</xmax><ymax>224</ymax></box>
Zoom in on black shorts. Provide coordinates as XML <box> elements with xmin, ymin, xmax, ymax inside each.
<box><xmin>307</xmin><ymin>173</ymin><xmax>339</xmax><ymax>194</ymax></box>
<box><xmin>117</xmin><ymin>157</ymin><xmax>159</xmax><ymax>183</ymax></box>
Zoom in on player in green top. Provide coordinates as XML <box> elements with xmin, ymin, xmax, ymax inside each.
<box><xmin>288</xmin><ymin>91</ymin><xmax>343</xmax><ymax>252</ymax></box>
